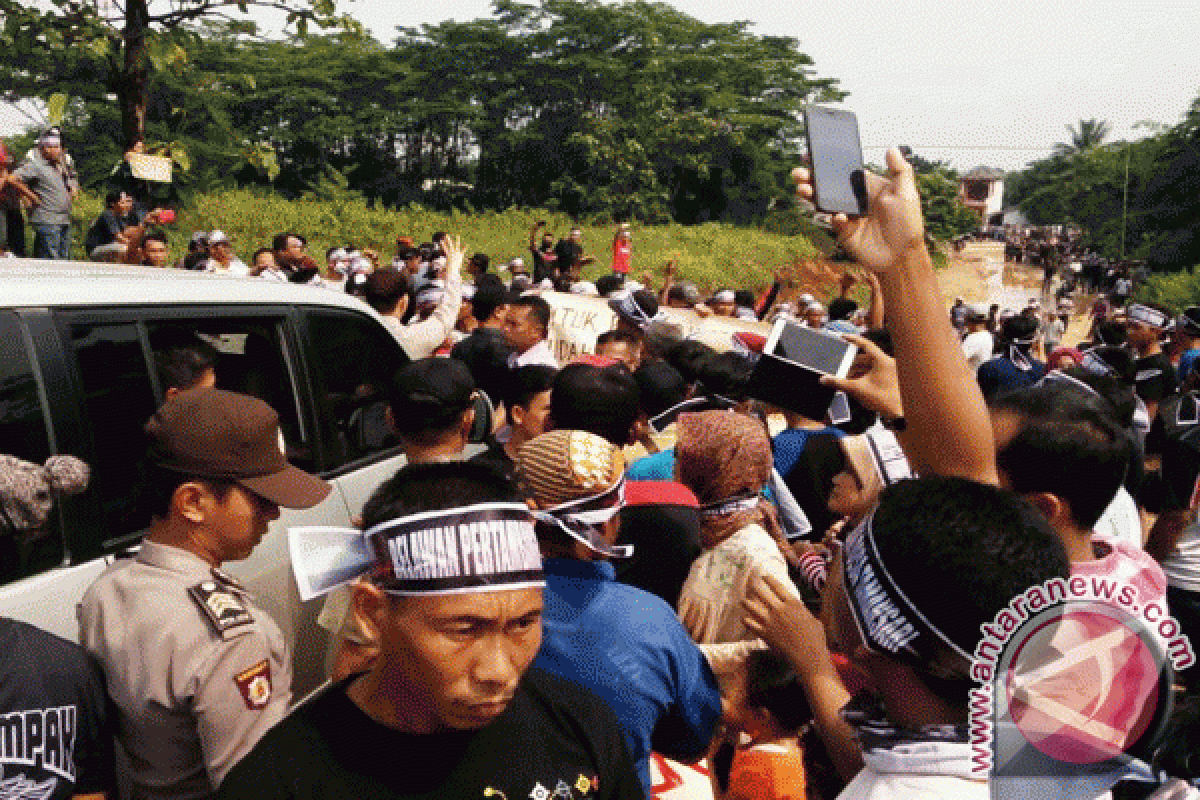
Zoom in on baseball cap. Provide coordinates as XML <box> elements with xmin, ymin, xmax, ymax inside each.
<box><xmin>144</xmin><ymin>388</ymin><xmax>330</xmax><ymax>509</ymax></box>
<box><xmin>386</xmin><ymin>358</ymin><xmax>476</xmax><ymax>436</ymax></box>
<box><xmin>207</xmin><ymin>230</ymin><xmax>231</xmax><ymax>246</ymax></box>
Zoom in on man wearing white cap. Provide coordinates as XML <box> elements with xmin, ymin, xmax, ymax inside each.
<box><xmin>202</xmin><ymin>230</ymin><xmax>250</xmax><ymax>276</ymax></box>
<box><xmin>14</xmin><ymin>128</ymin><xmax>79</xmax><ymax>260</ymax></box>
<box><xmin>221</xmin><ymin>461</ymin><xmax>644</xmax><ymax>800</ymax></box>
<box><xmin>960</xmin><ymin>304</ymin><xmax>994</xmax><ymax>372</ymax></box>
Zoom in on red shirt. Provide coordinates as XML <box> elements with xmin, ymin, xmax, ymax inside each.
<box><xmin>612</xmin><ymin>240</ymin><xmax>632</xmax><ymax>274</ymax></box>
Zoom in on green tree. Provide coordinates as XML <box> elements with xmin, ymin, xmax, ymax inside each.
<box><xmin>1053</xmin><ymin>118</ymin><xmax>1111</xmax><ymax>156</ymax></box>
<box><xmin>0</xmin><ymin>0</ymin><xmax>352</xmax><ymax>148</ymax></box>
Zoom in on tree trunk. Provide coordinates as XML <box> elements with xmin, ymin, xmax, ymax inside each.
<box><xmin>119</xmin><ymin>0</ymin><xmax>150</xmax><ymax>148</ymax></box>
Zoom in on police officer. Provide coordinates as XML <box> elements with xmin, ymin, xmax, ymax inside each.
<box><xmin>79</xmin><ymin>388</ymin><xmax>331</xmax><ymax>799</ymax></box>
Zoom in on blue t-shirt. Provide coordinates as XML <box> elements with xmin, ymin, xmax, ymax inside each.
<box><xmin>627</xmin><ymin>449</ymin><xmax>776</xmax><ymax>502</ymax></box>
<box><xmin>773</xmin><ymin>427</ymin><xmax>845</xmax><ymax>479</ymax></box>
<box><xmin>534</xmin><ymin>558</ymin><xmax>722</xmax><ymax>794</ymax></box>
<box><xmin>977</xmin><ymin>356</ymin><xmax>1046</xmax><ymax>399</ymax></box>
<box><xmin>1178</xmin><ymin>349</ymin><xmax>1200</xmax><ymax>386</ymax></box>
<box><xmin>626</xmin><ymin>449</ymin><xmax>675</xmax><ymax>482</ymax></box>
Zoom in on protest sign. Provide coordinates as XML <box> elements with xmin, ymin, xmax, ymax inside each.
<box><xmin>539</xmin><ymin>291</ymin><xmax>772</xmax><ymax>363</ymax></box>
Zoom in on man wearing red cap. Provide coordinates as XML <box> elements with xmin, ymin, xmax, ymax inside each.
<box><xmin>79</xmin><ymin>388</ymin><xmax>331</xmax><ymax>799</ymax></box>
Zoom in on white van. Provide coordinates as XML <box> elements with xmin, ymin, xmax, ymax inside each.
<box><xmin>0</xmin><ymin>261</ymin><xmax>412</xmax><ymax>694</ymax></box>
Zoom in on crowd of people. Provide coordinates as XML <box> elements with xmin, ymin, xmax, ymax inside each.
<box><xmin>2</xmin><ymin>135</ymin><xmax>1200</xmax><ymax>800</ymax></box>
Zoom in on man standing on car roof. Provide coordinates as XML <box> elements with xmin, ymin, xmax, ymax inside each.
<box><xmin>79</xmin><ymin>388</ymin><xmax>332</xmax><ymax>799</ymax></box>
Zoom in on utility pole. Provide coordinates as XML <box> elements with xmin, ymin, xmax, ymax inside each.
<box><xmin>1120</xmin><ymin>146</ymin><xmax>1130</xmax><ymax>260</ymax></box>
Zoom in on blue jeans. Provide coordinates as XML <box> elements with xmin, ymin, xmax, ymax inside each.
<box><xmin>33</xmin><ymin>223</ymin><xmax>70</xmax><ymax>260</ymax></box>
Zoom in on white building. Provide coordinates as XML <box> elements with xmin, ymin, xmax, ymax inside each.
<box><xmin>958</xmin><ymin>166</ymin><xmax>1005</xmax><ymax>226</ymax></box>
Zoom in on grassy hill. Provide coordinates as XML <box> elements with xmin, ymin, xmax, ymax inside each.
<box><xmin>65</xmin><ymin>189</ymin><xmax>821</xmax><ymax>291</ymax></box>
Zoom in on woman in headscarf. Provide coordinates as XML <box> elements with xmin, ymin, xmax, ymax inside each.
<box><xmin>674</xmin><ymin>410</ymin><xmax>798</xmax><ymax>669</ymax></box>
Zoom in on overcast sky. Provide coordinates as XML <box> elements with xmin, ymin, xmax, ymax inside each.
<box><xmin>5</xmin><ymin>0</ymin><xmax>1198</xmax><ymax>173</ymax></box>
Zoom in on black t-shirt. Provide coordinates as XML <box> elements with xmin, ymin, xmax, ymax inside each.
<box><xmin>467</xmin><ymin>440</ymin><xmax>516</xmax><ymax>482</ymax></box>
<box><xmin>451</xmin><ymin>327</ymin><xmax>515</xmax><ymax>408</ymax></box>
<box><xmin>530</xmin><ymin>244</ymin><xmax>558</xmax><ymax>283</ymax></box>
<box><xmin>554</xmin><ymin>240</ymin><xmax>584</xmax><ymax>274</ymax></box>
<box><xmin>0</xmin><ymin>618</ymin><xmax>114</xmax><ymax>799</ymax></box>
<box><xmin>84</xmin><ymin>209</ymin><xmax>126</xmax><ymax>253</ymax></box>
<box><xmin>1135</xmin><ymin>353</ymin><xmax>1177</xmax><ymax>404</ymax></box>
<box><xmin>218</xmin><ymin>667</ymin><xmax>645</xmax><ymax>800</ymax></box>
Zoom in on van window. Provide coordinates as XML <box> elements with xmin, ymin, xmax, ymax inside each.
<box><xmin>304</xmin><ymin>309</ymin><xmax>409</xmax><ymax>466</ymax></box>
<box><xmin>145</xmin><ymin>319</ymin><xmax>311</xmax><ymax>469</ymax></box>
<box><xmin>66</xmin><ymin>315</ymin><xmax>310</xmax><ymax>548</ymax></box>
<box><xmin>0</xmin><ymin>311</ymin><xmax>62</xmax><ymax>585</ymax></box>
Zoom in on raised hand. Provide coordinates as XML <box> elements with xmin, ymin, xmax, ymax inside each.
<box><xmin>742</xmin><ymin>573</ymin><xmax>828</xmax><ymax>679</ymax></box>
<box><xmin>793</xmin><ymin>148</ymin><xmax>925</xmax><ymax>272</ymax></box>
<box><xmin>442</xmin><ymin>234</ymin><xmax>466</xmax><ymax>279</ymax></box>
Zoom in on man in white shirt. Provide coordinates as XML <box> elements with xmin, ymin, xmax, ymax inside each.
<box><xmin>362</xmin><ymin>238</ymin><xmax>464</xmax><ymax>361</ymax></box>
<box><xmin>961</xmin><ymin>304</ymin><xmax>994</xmax><ymax>372</ymax></box>
<box><xmin>505</xmin><ymin>294</ymin><xmax>559</xmax><ymax>368</ymax></box>
<box><xmin>203</xmin><ymin>230</ymin><xmax>250</xmax><ymax>275</ymax></box>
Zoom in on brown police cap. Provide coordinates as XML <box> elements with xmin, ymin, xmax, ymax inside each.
<box><xmin>145</xmin><ymin>388</ymin><xmax>331</xmax><ymax>509</ymax></box>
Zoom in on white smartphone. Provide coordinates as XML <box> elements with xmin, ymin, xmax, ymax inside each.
<box><xmin>764</xmin><ymin>319</ymin><xmax>857</xmax><ymax>379</ymax></box>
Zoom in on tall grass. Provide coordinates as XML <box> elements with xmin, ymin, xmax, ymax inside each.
<box><xmin>63</xmin><ymin>189</ymin><xmax>821</xmax><ymax>290</ymax></box>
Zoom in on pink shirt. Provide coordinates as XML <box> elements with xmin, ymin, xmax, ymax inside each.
<box><xmin>1072</xmin><ymin>537</ymin><xmax>1168</xmax><ymax>612</ymax></box>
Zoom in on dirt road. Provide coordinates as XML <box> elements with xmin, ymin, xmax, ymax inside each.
<box><xmin>940</xmin><ymin>242</ymin><xmax>1091</xmax><ymax>346</ymax></box>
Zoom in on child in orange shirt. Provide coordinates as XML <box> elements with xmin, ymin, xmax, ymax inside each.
<box><xmin>724</xmin><ymin>649</ymin><xmax>811</xmax><ymax>800</ymax></box>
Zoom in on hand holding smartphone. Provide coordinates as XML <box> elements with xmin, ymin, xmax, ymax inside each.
<box><xmin>746</xmin><ymin>319</ymin><xmax>858</xmax><ymax>423</ymax></box>
<box><xmin>803</xmin><ymin>106</ymin><xmax>868</xmax><ymax>217</ymax></box>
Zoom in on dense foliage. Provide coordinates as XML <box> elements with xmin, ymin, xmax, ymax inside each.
<box><xmin>2</xmin><ymin>0</ymin><xmax>851</xmax><ymax>225</ymax></box>
<box><xmin>1005</xmin><ymin>100</ymin><xmax>1200</xmax><ymax>272</ymax></box>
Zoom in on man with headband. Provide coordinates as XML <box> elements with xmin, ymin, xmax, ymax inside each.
<box><xmin>608</xmin><ymin>288</ymin><xmax>663</xmax><ymax>341</ymax></box>
<box><xmin>222</xmin><ymin>461</ymin><xmax>644</xmax><ymax>799</ymax></box>
<box><xmin>1125</xmin><ymin>301</ymin><xmax>1178</xmax><ymax>424</ymax></box>
<box><xmin>517</xmin><ymin>430</ymin><xmax>722</xmax><ymax>794</ymax></box>
<box><xmin>977</xmin><ymin>313</ymin><xmax>1046</xmax><ymax>399</ymax></box>
<box><xmin>14</xmin><ymin>128</ymin><xmax>79</xmax><ymax>260</ymax></box>
<box><xmin>740</xmin><ymin>150</ymin><xmax>1075</xmax><ymax>795</ymax></box>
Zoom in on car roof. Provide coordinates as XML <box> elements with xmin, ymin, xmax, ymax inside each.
<box><xmin>0</xmin><ymin>259</ymin><xmax>374</xmax><ymax>314</ymax></box>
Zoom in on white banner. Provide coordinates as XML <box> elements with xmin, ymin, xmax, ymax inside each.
<box><xmin>287</xmin><ymin>526</ymin><xmax>372</xmax><ymax>602</ymax></box>
<box><xmin>539</xmin><ymin>292</ymin><xmax>772</xmax><ymax>363</ymax></box>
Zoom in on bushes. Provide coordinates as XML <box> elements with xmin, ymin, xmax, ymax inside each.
<box><xmin>1136</xmin><ymin>266</ymin><xmax>1200</xmax><ymax>314</ymax></box>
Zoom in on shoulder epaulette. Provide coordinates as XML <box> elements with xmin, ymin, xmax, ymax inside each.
<box><xmin>188</xmin><ymin>580</ymin><xmax>255</xmax><ymax>640</ymax></box>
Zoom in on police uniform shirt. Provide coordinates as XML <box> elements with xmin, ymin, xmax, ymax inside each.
<box><xmin>79</xmin><ymin>540</ymin><xmax>292</xmax><ymax>799</ymax></box>
<box><xmin>0</xmin><ymin>617</ymin><xmax>115</xmax><ymax>799</ymax></box>
<box><xmin>218</xmin><ymin>667</ymin><xmax>645</xmax><ymax>800</ymax></box>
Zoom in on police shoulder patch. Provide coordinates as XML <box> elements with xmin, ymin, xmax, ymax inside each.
<box><xmin>188</xmin><ymin>581</ymin><xmax>255</xmax><ymax>639</ymax></box>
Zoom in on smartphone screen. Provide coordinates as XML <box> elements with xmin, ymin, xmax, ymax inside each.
<box><xmin>768</xmin><ymin>320</ymin><xmax>856</xmax><ymax>377</ymax></box>
<box><xmin>804</xmin><ymin>106</ymin><xmax>867</xmax><ymax>216</ymax></box>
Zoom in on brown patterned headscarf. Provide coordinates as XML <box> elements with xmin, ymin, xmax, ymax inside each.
<box><xmin>676</xmin><ymin>411</ymin><xmax>778</xmax><ymax>548</ymax></box>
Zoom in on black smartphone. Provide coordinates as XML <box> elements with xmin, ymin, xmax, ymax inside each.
<box><xmin>803</xmin><ymin>105</ymin><xmax>868</xmax><ymax>216</ymax></box>
<box><xmin>746</xmin><ymin>319</ymin><xmax>858</xmax><ymax>422</ymax></box>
